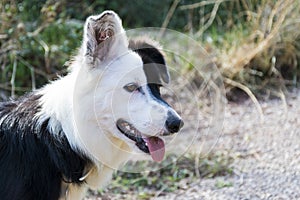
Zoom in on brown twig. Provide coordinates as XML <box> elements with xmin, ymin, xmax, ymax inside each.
<box><xmin>195</xmin><ymin>0</ymin><xmax>222</xmax><ymax>37</ymax></box>
<box><xmin>180</xmin><ymin>0</ymin><xmax>230</xmax><ymax>10</ymax></box>
<box><xmin>27</xmin><ymin>23</ymin><xmax>50</xmax><ymax>38</ymax></box>
<box><xmin>224</xmin><ymin>77</ymin><xmax>264</xmax><ymax>121</ymax></box>
<box><xmin>159</xmin><ymin>0</ymin><xmax>181</xmax><ymax>37</ymax></box>
<box><xmin>0</xmin><ymin>83</ymin><xmax>29</xmax><ymax>92</ymax></box>
<box><xmin>17</xmin><ymin>56</ymin><xmax>51</xmax><ymax>79</ymax></box>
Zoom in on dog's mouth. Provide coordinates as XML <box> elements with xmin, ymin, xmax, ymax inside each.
<box><xmin>116</xmin><ymin>119</ymin><xmax>165</xmax><ymax>162</ymax></box>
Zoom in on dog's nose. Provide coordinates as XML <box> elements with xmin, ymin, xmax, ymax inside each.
<box><xmin>165</xmin><ymin>114</ymin><xmax>184</xmax><ymax>134</ymax></box>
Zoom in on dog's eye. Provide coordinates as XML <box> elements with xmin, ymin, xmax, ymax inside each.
<box><xmin>123</xmin><ymin>83</ymin><xmax>139</xmax><ymax>92</ymax></box>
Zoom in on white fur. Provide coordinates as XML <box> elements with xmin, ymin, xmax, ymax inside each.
<box><xmin>36</xmin><ymin>11</ymin><xmax>177</xmax><ymax>199</ymax></box>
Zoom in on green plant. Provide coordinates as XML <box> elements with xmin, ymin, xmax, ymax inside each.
<box><xmin>95</xmin><ymin>152</ymin><xmax>233</xmax><ymax>199</ymax></box>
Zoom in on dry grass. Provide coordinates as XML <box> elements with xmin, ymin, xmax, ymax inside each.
<box><xmin>175</xmin><ymin>0</ymin><xmax>300</xmax><ymax>119</ymax></box>
<box><xmin>219</xmin><ymin>0</ymin><xmax>299</xmax><ymax>78</ymax></box>
<box><xmin>181</xmin><ymin>0</ymin><xmax>300</xmax><ymax>98</ymax></box>
<box><xmin>226</xmin><ymin>1</ymin><xmax>298</xmax><ymax>100</ymax></box>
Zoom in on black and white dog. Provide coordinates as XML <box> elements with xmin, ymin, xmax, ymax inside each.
<box><xmin>0</xmin><ymin>11</ymin><xmax>183</xmax><ymax>200</ymax></box>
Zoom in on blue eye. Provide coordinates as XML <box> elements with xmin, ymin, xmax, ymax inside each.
<box><xmin>123</xmin><ymin>83</ymin><xmax>139</xmax><ymax>92</ymax></box>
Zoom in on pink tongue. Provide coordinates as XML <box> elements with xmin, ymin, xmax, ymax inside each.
<box><xmin>144</xmin><ymin>137</ymin><xmax>165</xmax><ymax>162</ymax></box>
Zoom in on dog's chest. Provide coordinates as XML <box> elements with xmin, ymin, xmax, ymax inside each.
<box><xmin>59</xmin><ymin>165</ymin><xmax>114</xmax><ymax>200</ymax></box>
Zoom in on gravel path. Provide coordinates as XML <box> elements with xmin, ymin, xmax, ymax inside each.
<box><xmin>156</xmin><ymin>91</ymin><xmax>300</xmax><ymax>200</ymax></box>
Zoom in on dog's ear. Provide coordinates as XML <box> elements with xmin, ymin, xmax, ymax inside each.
<box><xmin>82</xmin><ymin>11</ymin><xmax>128</xmax><ymax>67</ymax></box>
<box><xmin>129</xmin><ymin>37</ymin><xmax>170</xmax><ymax>85</ymax></box>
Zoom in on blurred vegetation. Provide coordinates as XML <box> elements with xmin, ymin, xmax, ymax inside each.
<box><xmin>92</xmin><ymin>152</ymin><xmax>233</xmax><ymax>199</ymax></box>
<box><xmin>0</xmin><ymin>0</ymin><xmax>194</xmax><ymax>98</ymax></box>
<box><xmin>1</xmin><ymin>0</ymin><xmax>300</xmax><ymax>100</ymax></box>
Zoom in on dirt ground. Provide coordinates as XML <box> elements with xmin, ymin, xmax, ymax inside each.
<box><xmin>86</xmin><ymin>90</ymin><xmax>300</xmax><ymax>200</ymax></box>
<box><xmin>155</xmin><ymin>90</ymin><xmax>300</xmax><ymax>200</ymax></box>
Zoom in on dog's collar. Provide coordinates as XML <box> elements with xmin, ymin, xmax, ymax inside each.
<box><xmin>79</xmin><ymin>167</ymin><xmax>93</xmax><ymax>181</ymax></box>
<box><xmin>61</xmin><ymin>166</ymin><xmax>93</xmax><ymax>200</ymax></box>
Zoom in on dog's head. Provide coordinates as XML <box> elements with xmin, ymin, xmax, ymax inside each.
<box><xmin>78</xmin><ymin>11</ymin><xmax>183</xmax><ymax>162</ymax></box>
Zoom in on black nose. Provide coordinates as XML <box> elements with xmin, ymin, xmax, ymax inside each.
<box><xmin>165</xmin><ymin>114</ymin><xmax>184</xmax><ymax>134</ymax></box>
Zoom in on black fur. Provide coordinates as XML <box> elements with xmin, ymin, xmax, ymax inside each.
<box><xmin>0</xmin><ymin>93</ymin><xmax>91</xmax><ymax>200</ymax></box>
<box><xmin>129</xmin><ymin>39</ymin><xmax>170</xmax><ymax>106</ymax></box>
<box><xmin>129</xmin><ymin>38</ymin><xmax>169</xmax><ymax>85</ymax></box>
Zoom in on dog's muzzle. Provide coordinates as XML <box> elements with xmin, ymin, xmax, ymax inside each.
<box><xmin>116</xmin><ymin>113</ymin><xmax>184</xmax><ymax>162</ymax></box>
<box><xmin>116</xmin><ymin>119</ymin><xmax>167</xmax><ymax>162</ymax></box>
